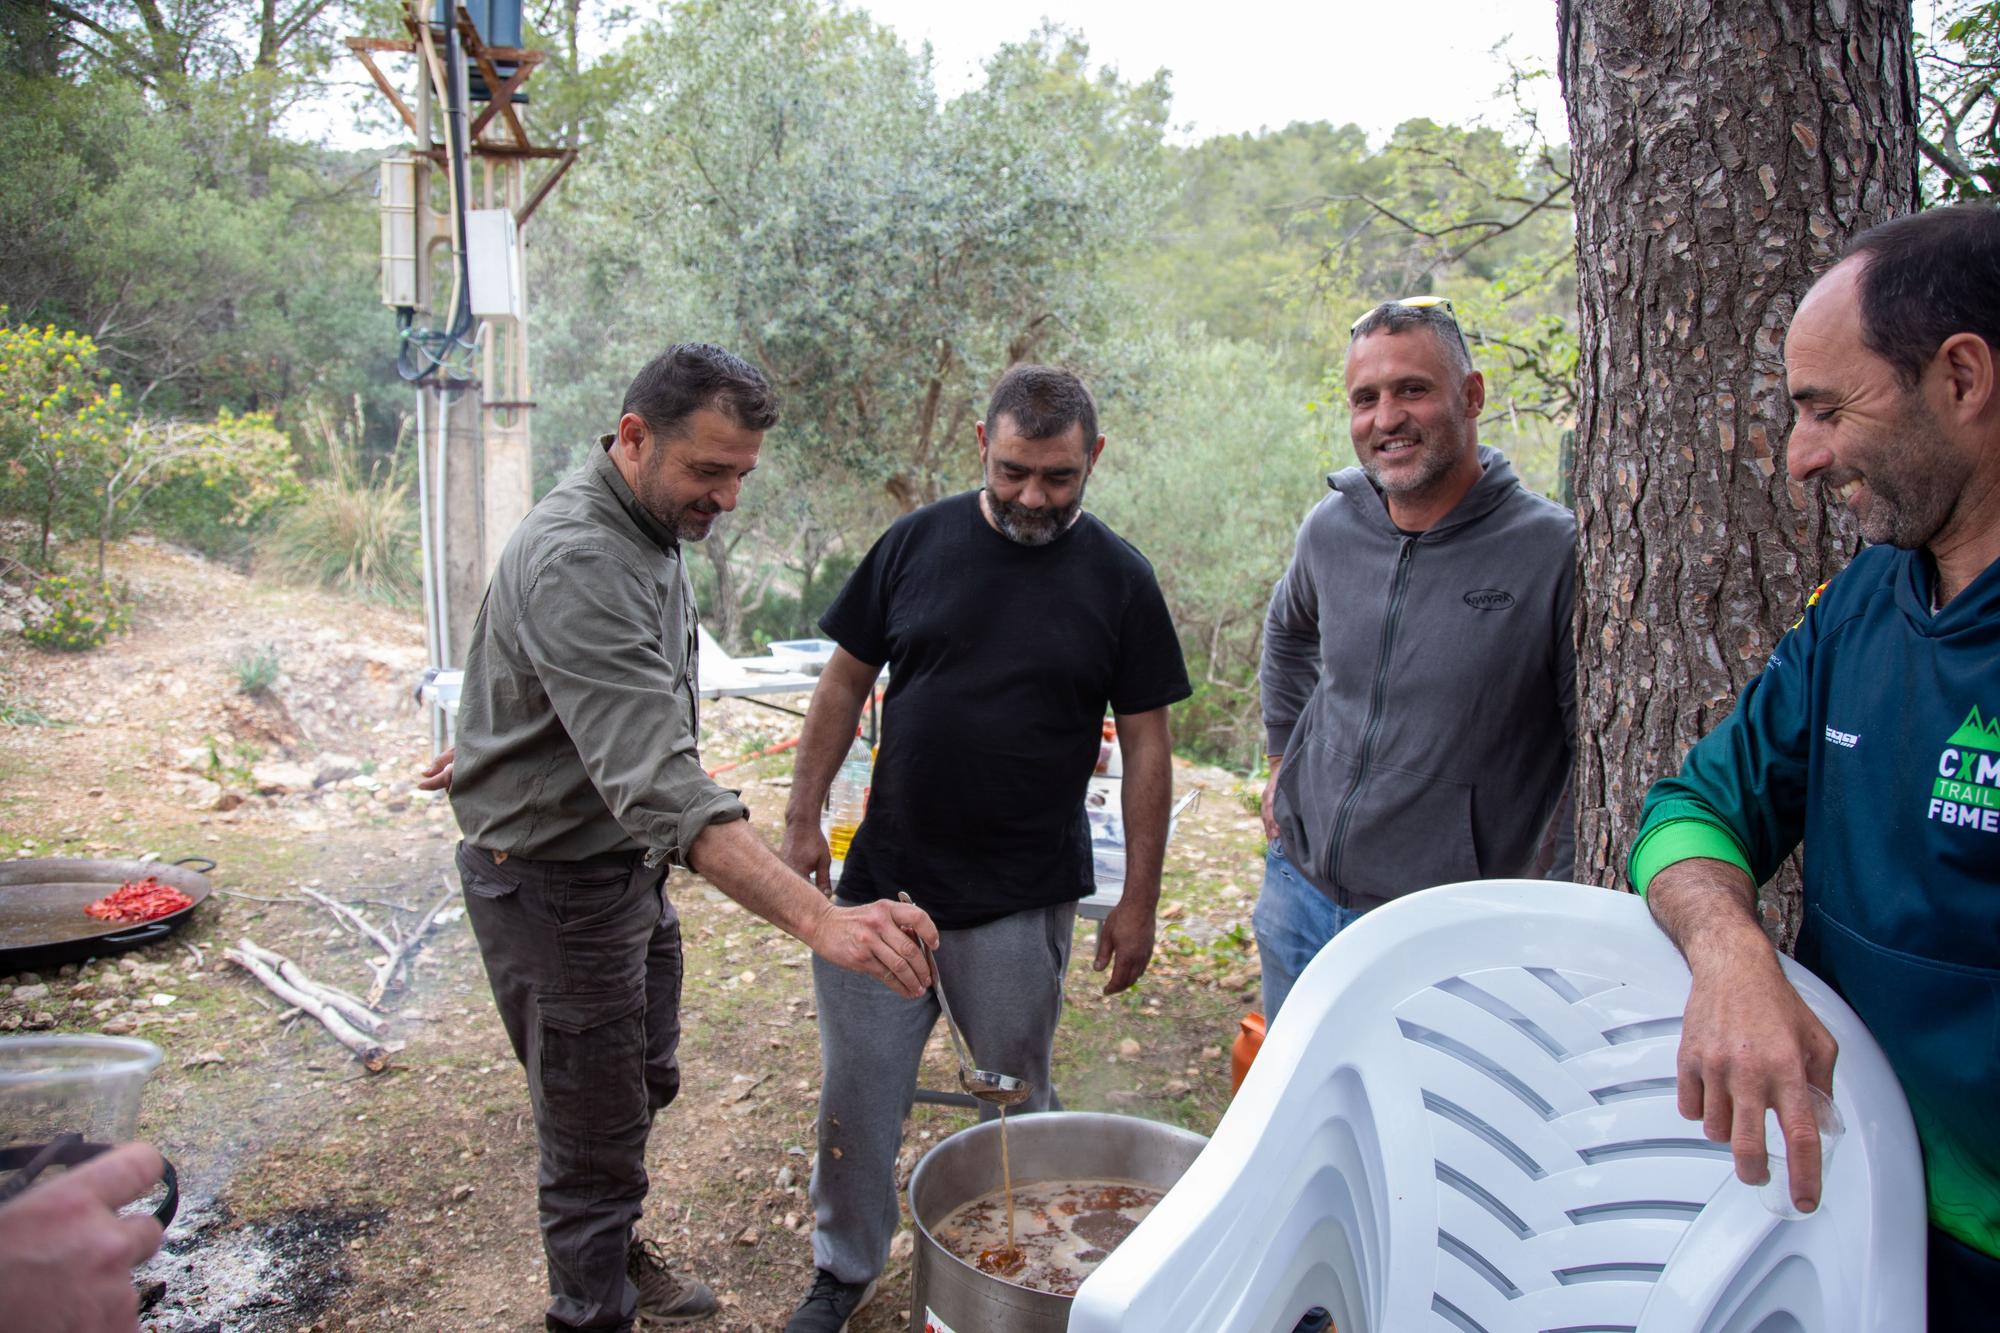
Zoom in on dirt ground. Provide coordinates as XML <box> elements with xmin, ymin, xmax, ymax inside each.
<box><xmin>0</xmin><ymin>537</ymin><xmax>1270</xmax><ymax>1332</ymax></box>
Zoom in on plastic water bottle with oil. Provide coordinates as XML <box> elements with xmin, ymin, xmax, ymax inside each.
<box><xmin>823</xmin><ymin>735</ymin><xmax>872</xmax><ymax>882</ymax></box>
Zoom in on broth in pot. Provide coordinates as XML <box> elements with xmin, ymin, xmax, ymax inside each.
<box><xmin>931</xmin><ymin>1178</ymin><xmax>1164</xmax><ymax>1297</ymax></box>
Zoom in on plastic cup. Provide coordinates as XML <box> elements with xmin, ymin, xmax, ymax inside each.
<box><xmin>1758</xmin><ymin>1083</ymin><xmax>1844</xmax><ymax>1219</ymax></box>
<box><xmin>0</xmin><ymin>1034</ymin><xmax>163</xmax><ymax>1149</ymax></box>
<box><xmin>0</xmin><ymin>1035</ymin><xmax>177</xmax><ymax>1226</ymax></box>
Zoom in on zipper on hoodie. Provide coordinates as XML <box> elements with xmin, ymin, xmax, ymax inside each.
<box><xmin>1327</xmin><ymin>536</ymin><xmax>1417</xmax><ymax>903</ymax></box>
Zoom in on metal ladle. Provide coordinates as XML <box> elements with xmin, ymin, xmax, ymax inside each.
<box><xmin>899</xmin><ymin>892</ymin><xmax>1033</xmax><ymax>1106</ymax></box>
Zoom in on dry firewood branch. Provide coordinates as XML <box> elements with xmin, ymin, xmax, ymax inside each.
<box><xmin>299</xmin><ymin>886</ymin><xmax>398</xmax><ymax>958</ymax></box>
<box><xmin>231</xmin><ymin>938</ymin><xmax>387</xmax><ymax>1035</ymax></box>
<box><xmin>366</xmin><ymin>882</ymin><xmax>458</xmax><ymax>1007</ymax></box>
<box><xmin>224</xmin><ymin>942</ymin><xmax>398</xmax><ymax>1072</ymax></box>
<box><xmin>299</xmin><ymin>882</ymin><xmax>456</xmax><ymax>1005</ymax></box>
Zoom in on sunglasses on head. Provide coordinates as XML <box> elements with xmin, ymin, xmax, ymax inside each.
<box><xmin>1350</xmin><ymin>295</ymin><xmax>1459</xmax><ymax>336</ymax></box>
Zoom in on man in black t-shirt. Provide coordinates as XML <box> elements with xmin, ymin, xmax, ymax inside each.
<box><xmin>776</xmin><ymin>366</ymin><xmax>1191</xmax><ymax>1332</ymax></box>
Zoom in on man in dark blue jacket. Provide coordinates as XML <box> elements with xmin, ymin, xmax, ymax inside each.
<box><xmin>1634</xmin><ymin>205</ymin><xmax>2000</xmax><ymax>1326</ymax></box>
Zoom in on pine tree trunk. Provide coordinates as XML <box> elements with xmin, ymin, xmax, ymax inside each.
<box><xmin>1558</xmin><ymin>0</ymin><xmax>1918</xmax><ymax>939</ymax></box>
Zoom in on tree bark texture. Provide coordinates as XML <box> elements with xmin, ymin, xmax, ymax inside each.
<box><xmin>1558</xmin><ymin>0</ymin><xmax>1917</xmax><ymax>937</ymax></box>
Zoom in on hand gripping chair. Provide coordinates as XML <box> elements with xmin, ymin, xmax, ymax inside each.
<box><xmin>1069</xmin><ymin>880</ymin><xmax>1927</xmax><ymax>1333</ymax></box>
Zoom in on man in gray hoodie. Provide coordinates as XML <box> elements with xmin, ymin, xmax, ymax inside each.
<box><xmin>1255</xmin><ymin>297</ymin><xmax>1576</xmax><ymax>1019</ymax></box>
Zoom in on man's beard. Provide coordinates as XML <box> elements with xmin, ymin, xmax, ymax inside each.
<box><xmin>633</xmin><ymin>468</ymin><xmax>721</xmax><ymax>542</ymax></box>
<box><xmin>1360</xmin><ymin>425</ymin><xmax>1463</xmax><ymax>500</ymax></box>
<box><xmin>987</xmin><ymin>483</ymin><xmax>1086</xmax><ymax>546</ymax></box>
<box><xmin>1833</xmin><ymin>401</ymin><xmax>1970</xmax><ymax>550</ymax></box>
<box><xmin>659</xmin><ymin>500</ymin><xmax>720</xmax><ymax>542</ymax></box>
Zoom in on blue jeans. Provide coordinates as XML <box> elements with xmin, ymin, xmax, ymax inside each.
<box><xmin>1253</xmin><ymin>838</ymin><xmax>1363</xmax><ymax>1022</ymax></box>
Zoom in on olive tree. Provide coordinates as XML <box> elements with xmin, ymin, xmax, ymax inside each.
<box><xmin>542</xmin><ymin>0</ymin><xmax>1166</xmax><ymax>640</ymax></box>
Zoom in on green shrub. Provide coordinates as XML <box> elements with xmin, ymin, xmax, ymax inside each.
<box><xmin>1</xmin><ymin>313</ymin><xmax>305</xmax><ymax>575</ymax></box>
<box><xmin>21</xmin><ymin>573</ymin><xmax>128</xmax><ymax>651</ymax></box>
<box><xmin>233</xmin><ymin>644</ymin><xmax>280</xmax><ymax>694</ymax></box>
<box><xmin>264</xmin><ymin>475</ymin><xmax>418</xmax><ymax>604</ymax></box>
<box><xmin>135</xmin><ymin>410</ymin><xmax>304</xmax><ymax>562</ymax></box>
<box><xmin>197</xmin><ymin>734</ymin><xmax>260</xmax><ymax>787</ymax></box>
<box><xmin>0</xmin><ymin>316</ymin><xmax>127</xmax><ymax>567</ymax></box>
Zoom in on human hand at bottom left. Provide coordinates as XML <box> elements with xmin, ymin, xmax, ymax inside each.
<box><xmin>0</xmin><ymin>1141</ymin><xmax>167</xmax><ymax>1333</ymax></box>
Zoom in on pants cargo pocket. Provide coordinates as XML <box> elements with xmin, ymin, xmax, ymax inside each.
<box><xmin>532</xmin><ymin>988</ymin><xmax>649</xmax><ymax>1179</ymax></box>
<box><xmin>643</xmin><ymin>910</ymin><xmax>684</xmax><ymax>1115</ymax></box>
<box><xmin>456</xmin><ymin>841</ymin><xmax>524</xmax><ymax>901</ymax></box>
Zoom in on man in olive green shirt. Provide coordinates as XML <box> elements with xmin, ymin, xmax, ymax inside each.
<box><xmin>423</xmin><ymin>344</ymin><xmax>935</xmax><ymax>1332</ymax></box>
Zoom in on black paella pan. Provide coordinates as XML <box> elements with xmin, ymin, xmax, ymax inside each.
<box><xmin>0</xmin><ymin>857</ymin><xmax>214</xmax><ymax>973</ymax></box>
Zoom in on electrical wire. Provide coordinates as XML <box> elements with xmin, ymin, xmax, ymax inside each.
<box><xmin>394</xmin><ymin>11</ymin><xmax>479</xmax><ymax>387</ymax></box>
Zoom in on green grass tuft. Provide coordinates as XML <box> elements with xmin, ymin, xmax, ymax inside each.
<box><xmin>260</xmin><ymin>402</ymin><xmax>419</xmax><ymax>606</ymax></box>
<box><xmin>233</xmin><ymin>644</ymin><xmax>280</xmax><ymax>695</ymax></box>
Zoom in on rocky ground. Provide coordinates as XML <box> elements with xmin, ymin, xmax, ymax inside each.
<box><xmin>0</xmin><ymin>536</ymin><xmax>1270</xmax><ymax>1332</ymax></box>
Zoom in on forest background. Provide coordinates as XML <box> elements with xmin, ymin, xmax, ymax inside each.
<box><xmin>2</xmin><ymin>0</ymin><xmax>1996</xmax><ymax>768</ymax></box>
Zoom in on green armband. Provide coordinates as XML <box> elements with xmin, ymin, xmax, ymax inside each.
<box><xmin>1628</xmin><ymin>819</ymin><xmax>1753</xmax><ymax>898</ymax></box>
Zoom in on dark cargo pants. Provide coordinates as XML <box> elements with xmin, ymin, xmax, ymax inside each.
<box><xmin>456</xmin><ymin>842</ymin><xmax>683</xmax><ymax>1333</ymax></box>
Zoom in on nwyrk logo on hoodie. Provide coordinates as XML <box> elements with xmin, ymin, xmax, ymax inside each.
<box><xmin>1463</xmin><ymin>589</ymin><xmax>1515</xmax><ymax>611</ymax></box>
<box><xmin>1932</xmin><ymin>706</ymin><xmax>2000</xmax><ymax>834</ymax></box>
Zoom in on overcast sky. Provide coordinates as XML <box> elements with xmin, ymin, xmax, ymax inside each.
<box><xmin>850</xmin><ymin>0</ymin><xmax>1568</xmax><ymax>144</ymax></box>
<box><xmin>330</xmin><ymin>1</ymin><xmax>1958</xmax><ymax>150</ymax></box>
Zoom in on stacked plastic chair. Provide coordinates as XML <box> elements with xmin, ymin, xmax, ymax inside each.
<box><xmin>1070</xmin><ymin>880</ymin><xmax>1927</xmax><ymax>1333</ymax></box>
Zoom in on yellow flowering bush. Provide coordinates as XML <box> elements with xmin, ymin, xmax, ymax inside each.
<box><xmin>20</xmin><ymin>573</ymin><xmax>130</xmax><ymax>652</ymax></box>
<box><xmin>140</xmin><ymin>407</ymin><xmax>302</xmax><ymax>530</ymax></box>
<box><xmin>2</xmin><ymin>311</ymin><xmax>305</xmax><ymax>584</ymax></box>
<box><xmin>0</xmin><ymin>314</ymin><xmax>127</xmax><ymax>565</ymax></box>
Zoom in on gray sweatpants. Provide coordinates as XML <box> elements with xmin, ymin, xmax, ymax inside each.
<box><xmin>457</xmin><ymin>842</ymin><xmax>683</xmax><ymax>1333</ymax></box>
<box><xmin>808</xmin><ymin>899</ymin><xmax>1075</xmax><ymax>1284</ymax></box>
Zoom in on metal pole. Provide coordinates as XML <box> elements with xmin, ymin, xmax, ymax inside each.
<box><xmin>414</xmin><ymin>388</ymin><xmax>438</xmax><ymax>669</ymax></box>
<box><xmin>413</xmin><ymin>388</ymin><xmax>444</xmax><ymax>754</ymax></box>
<box><xmin>435</xmin><ymin>385</ymin><xmax>452</xmax><ymax>671</ymax></box>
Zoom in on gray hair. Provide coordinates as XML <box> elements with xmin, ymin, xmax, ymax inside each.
<box><xmin>1349</xmin><ymin>302</ymin><xmax>1475</xmax><ymax>376</ymax></box>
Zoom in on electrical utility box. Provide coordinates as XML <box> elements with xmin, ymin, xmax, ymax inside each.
<box><xmin>465</xmin><ymin>207</ymin><xmax>524</xmax><ymax>322</ymax></box>
<box><xmin>378</xmin><ymin>158</ymin><xmax>420</xmax><ymax>309</ymax></box>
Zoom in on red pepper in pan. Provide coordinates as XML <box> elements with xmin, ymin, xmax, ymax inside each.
<box><xmin>83</xmin><ymin>876</ymin><xmax>194</xmax><ymax>923</ymax></box>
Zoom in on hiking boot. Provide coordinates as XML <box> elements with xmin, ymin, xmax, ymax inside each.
<box><xmin>782</xmin><ymin>1269</ymin><xmax>878</xmax><ymax>1333</ymax></box>
<box><xmin>627</xmin><ymin>1239</ymin><xmax>717</xmax><ymax>1326</ymax></box>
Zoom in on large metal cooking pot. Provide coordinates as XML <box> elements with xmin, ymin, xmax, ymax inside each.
<box><xmin>908</xmin><ymin>1111</ymin><xmax>1208</xmax><ymax>1333</ymax></box>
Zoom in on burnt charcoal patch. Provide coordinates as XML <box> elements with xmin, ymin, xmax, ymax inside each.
<box><xmin>140</xmin><ymin>1200</ymin><xmax>385</xmax><ymax>1331</ymax></box>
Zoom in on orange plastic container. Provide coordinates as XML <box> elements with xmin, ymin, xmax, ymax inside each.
<box><xmin>1230</xmin><ymin>1010</ymin><xmax>1266</xmax><ymax>1096</ymax></box>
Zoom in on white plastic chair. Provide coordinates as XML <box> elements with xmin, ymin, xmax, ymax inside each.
<box><xmin>1070</xmin><ymin>880</ymin><xmax>1927</xmax><ymax>1333</ymax></box>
